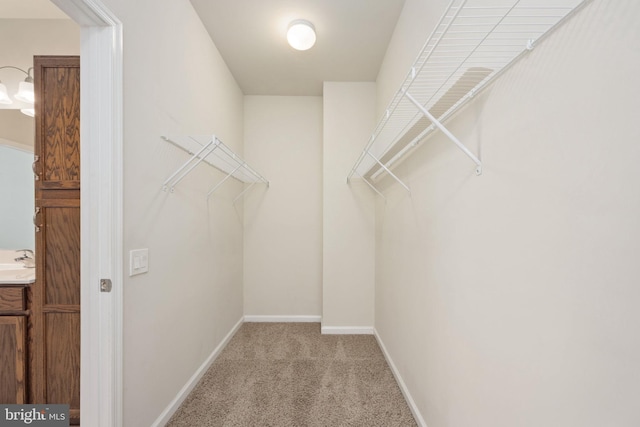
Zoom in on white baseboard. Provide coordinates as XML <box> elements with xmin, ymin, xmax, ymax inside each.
<box><xmin>150</xmin><ymin>316</ymin><xmax>244</xmax><ymax>427</ymax></box>
<box><xmin>321</xmin><ymin>326</ymin><xmax>374</xmax><ymax>335</ymax></box>
<box><xmin>244</xmin><ymin>315</ymin><xmax>321</xmax><ymax>323</ymax></box>
<box><xmin>374</xmin><ymin>328</ymin><xmax>428</xmax><ymax>427</ymax></box>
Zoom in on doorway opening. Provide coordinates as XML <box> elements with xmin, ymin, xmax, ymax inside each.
<box><xmin>49</xmin><ymin>1</ymin><xmax>123</xmax><ymax>425</ymax></box>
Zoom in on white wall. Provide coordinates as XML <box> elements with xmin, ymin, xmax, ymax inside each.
<box><xmin>0</xmin><ymin>19</ymin><xmax>80</xmax><ymax>113</ymax></box>
<box><xmin>322</xmin><ymin>82</ymin><xmax>376</xmax><ymax>330</ymax></box>
<box><xmin>374</xmin><ymin>1</ymin><xmax>640</xmax><ymax>426</ymax></box>
<box><xmin>375</xmin><ymin>0</ymin><xmax>448</xmax><ymax>117</ymax></box>
<box><xmin>243</xmin><ymin>96</ymin><xmax>323</xmax><ymax>318</ymax></box>
<box><xmin>98</xmin><ymin>1</ymin><xmax>245</xmax><ymax>425</ymax></box>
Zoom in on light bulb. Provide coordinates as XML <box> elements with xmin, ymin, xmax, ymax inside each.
<box><xmin>287</xmin><ymin>20</ymin><xmax>316</xmax><ymax>51</ymax></box>
<box><xmin>0</xmin><ymin>82</ymin><xmax>12</xmax><ymax>105</ymax></box>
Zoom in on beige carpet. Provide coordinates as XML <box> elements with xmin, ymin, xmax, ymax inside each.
<box><xmin>166</xmin><ymin>323</ymin><xmax>418</xmax><ymax>426</ymax></box>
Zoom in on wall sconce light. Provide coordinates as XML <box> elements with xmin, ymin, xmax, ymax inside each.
<box><xmin>0</xmin><ymin>66</ymin><xmax>35</xmax><ymax>116</ymax></box>
<box><xmin>287</xmin><ymin>20</ymin><xmax>316</xmax><ymax>51</ymax></box>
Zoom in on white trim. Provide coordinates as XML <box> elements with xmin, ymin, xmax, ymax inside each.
<box><xmin>244</xmin><ymin>315</ymin><xmax>322</xmax><ymax>323</ymax></box>
<box><xmin>49</xmin><ymin>1</ymin><xmax>124</xmax><ymax>426</ymax></box>
<box><xmin>150</xmin><ymin>317</ymin><xmax>244</xmax><ymax>427</ymax></box>
<box><xmin>374</xmin><ymin>329</ymin><xmax>428</xmax><ymax>427</ymax></box>
<box><xmin>321</xmin><ymin>326</ymin><xmax>374</xmax><ymax>335</ymax></box>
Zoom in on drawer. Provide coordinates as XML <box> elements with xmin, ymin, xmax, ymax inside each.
<box><xmin>0</xmin><ymin>287</ymin><xmax>25</xmax><ymax>311</ymax></box>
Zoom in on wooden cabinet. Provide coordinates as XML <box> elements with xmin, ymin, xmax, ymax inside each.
<box><xmin>31</xmin><ymin>55</ymin><xmax>81</xmax><ymax>425</ymax></box>
<box><xmin>0</xmin><ymin>56</ymin><xmax>80</xmax><ymax>424</ymax></box>
<box><xmin>0</xmin><ymin>286</ymin><xmax>27</xmax><ymax>404</ymax></box>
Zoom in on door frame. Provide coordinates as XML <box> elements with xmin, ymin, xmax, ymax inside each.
<box><xmin>50</xmin><ymin>1</ymin><xmax>123</xmax><ymax>425</ymax></box>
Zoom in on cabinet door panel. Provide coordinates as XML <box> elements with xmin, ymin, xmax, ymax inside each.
<box><xmin>44</xmin><ymin>206</ymin><xmax>80</xmax><ymax>306</ymax></box>
<box><xmin>45</xmin><ymin>312</ymin><xmax>80</xmax><ymax>407</ymax></box>
<box><xmin>0</xmin><ymin>317</ymin><xmax>26</xmax><ymax>404</ymax></box>
<box><xmin>39</xmin><ymin>62</ymin><xmax>80</xmax><ymax>187</ymax></box>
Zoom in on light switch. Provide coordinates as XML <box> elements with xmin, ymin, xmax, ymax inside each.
<box><xmin>129</xmin><ymin>248</ymin><xmax>149</xmax><ymax>276</ymax></box>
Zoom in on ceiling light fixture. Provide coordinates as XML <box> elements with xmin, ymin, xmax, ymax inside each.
<box><xmin>287</xmin><ymin>19</ymin><xmax>316</xmax><ymax>51</ymax></box>
<box><xmin>0</xmin><ymin>66</ymin><xmax>35</xmax><ymax>116</ymax></box>
<box><xmin>0</xmin><ymin>82</ymin><xmax>11</xmax><ymax>104</ymax></box>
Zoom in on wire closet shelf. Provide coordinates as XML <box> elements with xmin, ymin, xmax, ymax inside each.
<box><xmin>162</xmin><ymin>135</ymin><xmax>269</xmax><ymax>201</ymax></box>
<box><xmin>347</xmin><ymin>0</ymin><xmax>587</xmax><ymax>194</ymax></box>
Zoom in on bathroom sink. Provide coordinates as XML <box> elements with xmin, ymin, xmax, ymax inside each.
<box><xmin>0</xmin><ymin>251</ymin><xmax>36</xmax><ymax>284</ymax></box>
<box><xmin>0</xmin><ymin>263</ymin><xmax>27</xmax><ymax>270</ymax></box>
<box><xmin>0</xmin><ymin>263</ymin><xmax>34</xmax><ymax>284</ymax></box>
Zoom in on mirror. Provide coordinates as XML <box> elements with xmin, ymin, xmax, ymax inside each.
<box><xmin>0</xmin><ymin>109</ymin><xmax>35</xmax><ymax>250</ymax></box>
<box><xmin>1</xmin><ymin>9</ymin><xmax>81</xmax><ymax>253</ymax></box>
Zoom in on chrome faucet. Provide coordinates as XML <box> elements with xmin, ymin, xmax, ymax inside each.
<box><xmin>15</xmin><ymin>249</ymin><xmax>35</xmax><ymax>268</ymax></box>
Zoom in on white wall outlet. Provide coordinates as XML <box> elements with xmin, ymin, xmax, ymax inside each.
<box><xmin>129</xmin><ymin>248</ymin><xmax>149</xmax><ymax>276</ymax></box>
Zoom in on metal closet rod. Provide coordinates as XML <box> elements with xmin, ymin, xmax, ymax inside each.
<box><xmin>346</xmin><ymin>0</ymin><xmax>463</xmax><ymax>185</ymax></box>
<box><xmin>347</xmin><ymin>0</ymin><xmax>589</xmax><ymax>190</ymax></box>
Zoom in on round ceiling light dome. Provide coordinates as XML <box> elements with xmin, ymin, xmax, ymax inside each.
<box><xmin>287</xmin><ymin>19</ymin><xmax>316</xmax><ymax>51</ymax></box>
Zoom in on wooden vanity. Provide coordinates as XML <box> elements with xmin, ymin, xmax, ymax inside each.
<box><xmin>0</xmin><ymin>280</ymin><xmax>32</xmax><ymax>404</ymax></box>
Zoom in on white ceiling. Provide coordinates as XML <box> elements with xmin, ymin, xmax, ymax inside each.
<box><xmin>190</xmin><ymin>0</ymin><xmax>406</xmax><ymax>96</ymax></box>
<box><xmin>1</xmin><ymin>0</ymin><xmax>406</xmax><ymax>96</ymax></box>
<box><xmin>0</xmin><ymin>0</ymin><xmax>67</xmax><ymax>19</ymax></box>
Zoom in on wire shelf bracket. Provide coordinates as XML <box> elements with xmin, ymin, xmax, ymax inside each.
<box><xmin>162</xmin><ymin>135</ymin><xmax>269</xmax><ymax>201</ymax></box>
<box><xmin>347</xmin><ymin>0</ymin><xmax>589</xmax><ymax>195</ymax></box>
<box><xmin>366</xmin><ymin>149</ymin><xmax>411</xmax><ymax>194</ymax></box>
<box><xmin>403</xmin><ymin>89</ymin><xmax>482</xmax><ymax>175</ymax></box>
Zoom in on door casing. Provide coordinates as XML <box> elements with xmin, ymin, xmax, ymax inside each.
<box><xmin>49</xmin><ymin>1</ymin><xmax>123</xmax><ymax>425</ymax></box>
